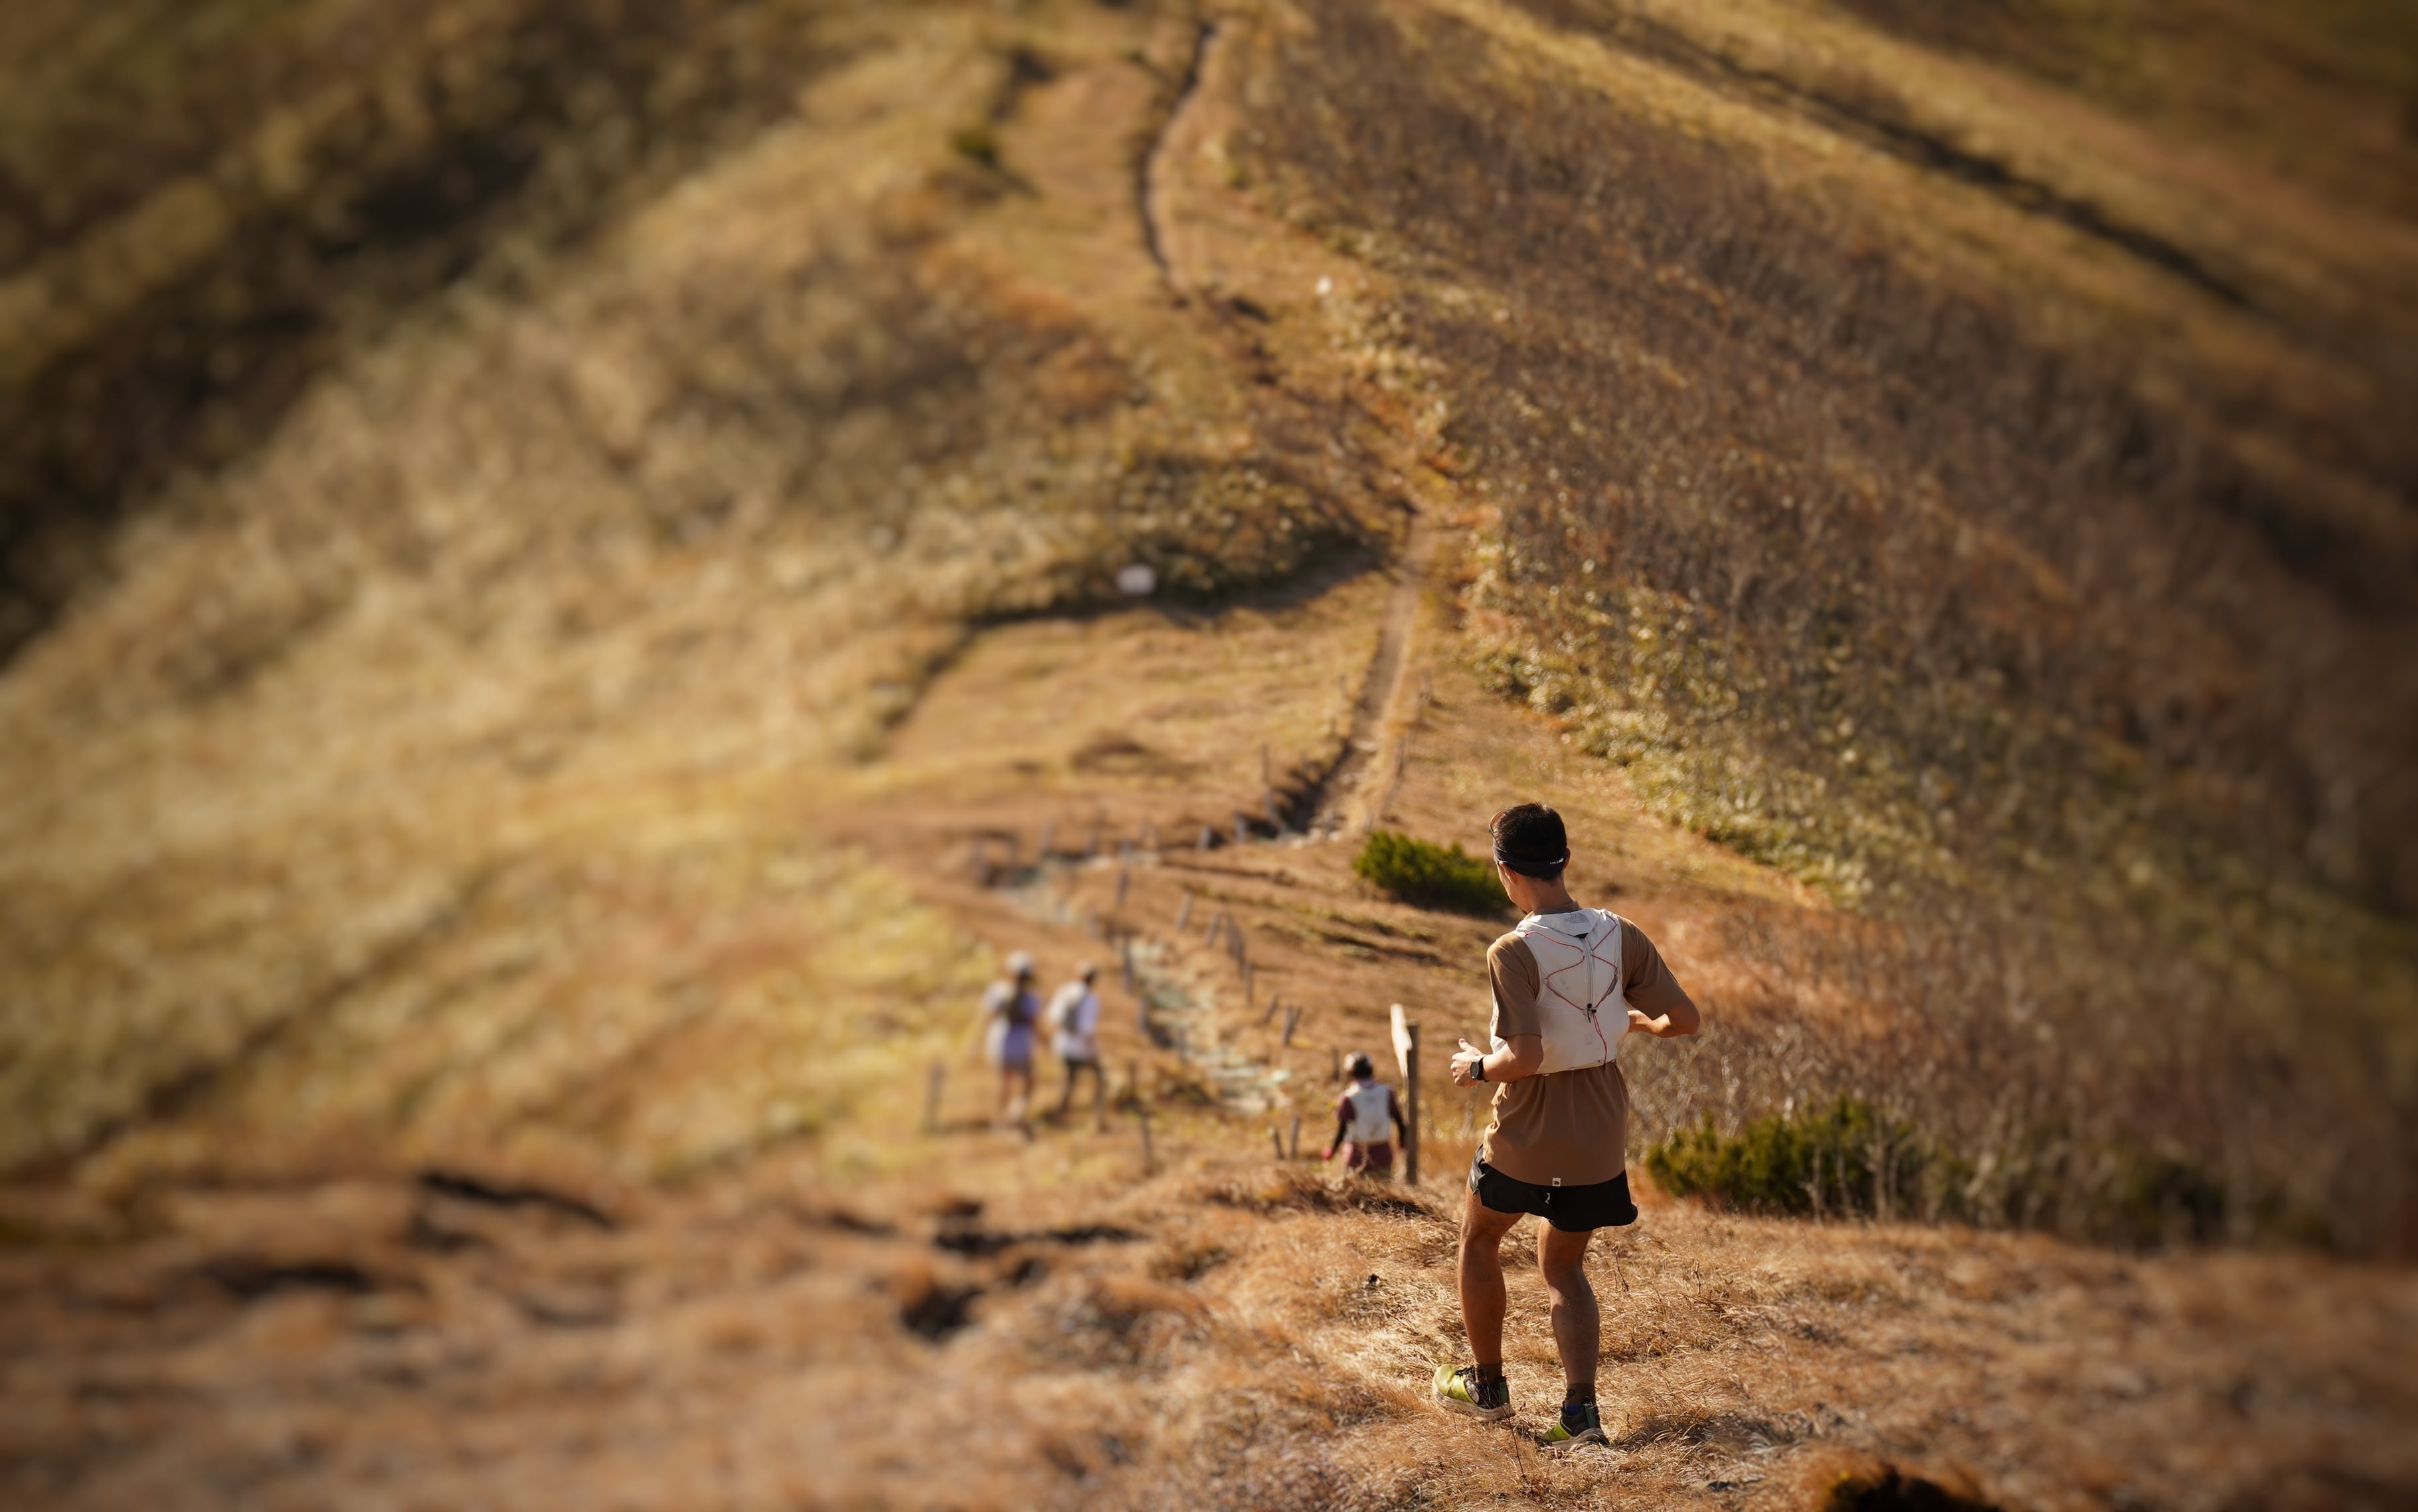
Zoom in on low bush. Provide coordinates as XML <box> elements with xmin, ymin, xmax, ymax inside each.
<box><xmin>1352</xmin><ymin>830</ymin><xmax>1506</xmax><ymax>916</ymax></box>
<box><xmin>1646</xmin><ymin>1098</ymin><xmax>1927</xmax><ymax>1220</ymax></box>
<box><xmin>1645</xmin><ymin>1094</ymin><xmax>2239</xmax><ymax>1245</ymax></box>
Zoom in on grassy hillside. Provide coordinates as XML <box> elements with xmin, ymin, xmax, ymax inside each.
<box><xmin>2</xmin><ymin>7</ymin><xmax>2416</xmax><ymax>1503</ymax></box>
<box><xmin>0</xmin><ymin>0</ymin><xmax>1399</xmax><ymax>1184</ymax></box>
<box><xmin>3</xmin><ymin>0</ymin><xmax>2411</xmax><ymax>1237</ymax></box>
<box><xmin>18</xmin><ymin>3</ymin><xmax>2418</xmax><ymax>1504</ymax></box>
<box><xmin>1213</xmin><ymin>0</ymin><xmax>2418</xmax><ymax>1252</ymax></box>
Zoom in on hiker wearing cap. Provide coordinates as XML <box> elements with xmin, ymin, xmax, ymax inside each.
<box><xmin>1430</xmin><ymin>802</ymin><xmax>1701</xmax><ymax>1453</ymax></box>
<box><xmin>1046</xmin><ymin>962</ymin><xmax>1105</xmax><ymax>1122</ymax></box>
<box><xmin>980</xmin><ymin>951</ymin><xmax>1042</xmax><ymax>1127</ymax></box>
<box><xmin>1321</xmin><ymin>1051</ymin><xmax>1409</xmax><ymax>1177</ymax></box>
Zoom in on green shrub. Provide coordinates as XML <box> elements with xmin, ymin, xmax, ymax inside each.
<box><xmin>1646</xmin><ymin>1099</ymin><xmax>2241</xmax><ymax>1242</ymax></box>
<box><xmin>1645</xmin><ymin>1098</ymin><xmax>1929</xmax><ymax>1218</ymax></box>
<box><xmin>1352</xmin><ymin>830</ymin><xmax>1506</xmax><ymax>916</ymax></box>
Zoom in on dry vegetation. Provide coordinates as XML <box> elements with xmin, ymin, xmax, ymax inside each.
<box><xmin>1231</xmin><ymin>0</ymin><xmax>2418</xmax><ymax>1254</ymax></box>
<box><xmin>0</xmin><ymin>0</ymin><xmax>1391</xmax><ymax>1181</ymax></box>
<box><xmin>4</xmin><ymin>0</ymin><xmax>2416</xmax><ymax>1505</ymax></box>
<box><xmin>9</xmin><ymin>1150</ymin><xmax>2415</xmax><ymax>1511</ymax></box>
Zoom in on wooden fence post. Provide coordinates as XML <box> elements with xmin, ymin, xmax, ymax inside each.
<box><xmin>1391</xmin><ymin>1005</ymin><xmax>1421</xmax><ymax>1187</ymax></box>
<box><xmin>923</xmin><ymin>1062</ymin><xmax>945</xmax><ymax>1134</ymax></box>
<box><xmin>1288</xmin><ymin>1109</ymin><xmax>1302</xmax><ymax>1161</ymax></box>
<box><xmin>1175</xmin><ymin>889</ymin><xmax>1193</xmax><ymax>932</ymax></box>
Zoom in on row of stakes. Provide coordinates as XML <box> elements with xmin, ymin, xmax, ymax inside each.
<box><xmin>928</xmin><ymin>856</ymin><xmax>1331</xmax><ymax>1175</ymax></box>
<box><xmin>965</xmin><ymin>744</ymin><xmax>1351</xmax><ymax>886</ymax></box>
<box><xmin>964</xmin><ymin>819</ymin><xmax>1311</xmax><ymax>1045</ymax></box>
<box><xmin>1175</xmin><ymin>888</ymin><xmax>1305</xmax><ymax>1047</ymax></box>
<box><xmin>950</xmin><ymin>762</ymin><xmax>1390</xmax><ymax>1169</ymax></box>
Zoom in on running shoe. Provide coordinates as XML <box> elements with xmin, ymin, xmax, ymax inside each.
<box><xmin>1539</xmin><ymin>1399</ymin><xmax>1609</xmax><ymax>1454</ymax></box>
<box><xmin>1430</xmin><ymin>1363</ymin><xmax>1513</xmax><ymax>1422</ymax></box>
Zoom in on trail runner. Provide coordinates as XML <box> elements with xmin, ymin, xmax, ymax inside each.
<box><xmin>1321</xmin><ymin>1052</ymin><xmax>1408</xmax><ymax>1177</ymax></box>
<box><xmin>1046</xmin><ymin>962</ymin><xmax>1106</xmax><ymax>1123</ymax></box>
<box><xmin>979</xmin><ymin>951</ymin><xmax>1041</xmax><ymax>1128</ymax></box>
<box><xmin>1430</xmin><ymin>803</ymin><xmax>1701</xmax><ymax>1452</ymax></box>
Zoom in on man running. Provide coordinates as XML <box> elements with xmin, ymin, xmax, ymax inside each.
<box><xmin>1430</xmin><ymin>803</ymin><xmax>1701</xmax><ymax>1452</ymax></box>
<box><xmin>1320</xmin><ymin>1052</ymin><xmax>1408</xmax><ymax>1177</ymax></box>
<box><xmin>1046</xmin><ymin>962</ymin><xmax>1105</xmax><ymax>1124</ymax></box>
<box><xmin>979</xmin><ymin>951</ymin><xmax>1041</xmax><ymax>1128</ymax></box>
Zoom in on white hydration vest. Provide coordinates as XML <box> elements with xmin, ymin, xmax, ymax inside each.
<box><xmin>1494</xmin><ymin>908</ymin><xmax>1629</xmax><ymax>1074</ymax></box>
<box><xmin>1344</xmin><ymin>1082</ymin><xmax>1394</xmax><ymax>1143</ymax></box>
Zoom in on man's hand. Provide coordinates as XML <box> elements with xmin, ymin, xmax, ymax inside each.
<box><xmin>1626</xmin><ymin>1007</ymin><xmax>1697</xmax><ymax>1038</ymax></box>
<box><xmin>1450</xmin><ymin>1037</ymin><xmax>1487</xmax><ymax>1087</ymax></box>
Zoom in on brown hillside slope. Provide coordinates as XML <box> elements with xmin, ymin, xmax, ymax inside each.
<box><xmin>4</xmin><ymin>0</ymin><xmax>2417</xmax><ymax>1505</ymax></box>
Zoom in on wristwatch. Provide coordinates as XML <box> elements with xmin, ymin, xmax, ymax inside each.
<box><xmin>1470</xmin><ymin>1057</ymin><xmax>1484</xmax><ymax>1082</ymax></box>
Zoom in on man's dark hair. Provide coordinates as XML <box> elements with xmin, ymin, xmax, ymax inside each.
<box><xmin>1489</xmin><ymin>803</ymin><xmax>1569</xmax><ymax>879</ymax></box>
<box><xmin>1348</xmin><ymin>1052</ymin><xmax>1375</xmax><ymax>1080</ymax></box>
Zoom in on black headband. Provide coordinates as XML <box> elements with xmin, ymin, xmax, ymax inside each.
<box><xmin>1492</xmin><ymin>841</ymin><xmax>1569</xmax><ymax>878</ymax></box>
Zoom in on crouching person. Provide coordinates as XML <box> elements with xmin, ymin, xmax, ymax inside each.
<box><xmin>1431</xmin><ymin>803</ymin><xmax>1700</xmax><ymax>1452</ymax></box>
<box><xmin>1322</xmin><ymin>1052</ymin><xmax>1408</xmax><ymax>1177</ymax></box>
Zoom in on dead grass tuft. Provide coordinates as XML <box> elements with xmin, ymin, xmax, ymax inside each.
<box><xmin>1200</xmin><ymin>1166</ymin><xmax>1443</xmax><ymax>1221</ymax></box>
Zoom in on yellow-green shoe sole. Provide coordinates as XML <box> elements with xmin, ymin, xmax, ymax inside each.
<box><xmin>1430</xmin><ymin>1364</ymin><xmax>1514</xmax><ymax>1422</ymax></box>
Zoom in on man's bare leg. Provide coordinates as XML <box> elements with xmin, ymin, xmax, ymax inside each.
<box><xmin>1457</xmin><ymin>1190</ymin><xmax>1523</xmax><ymax>1367</ymax></box>
<box><xmin>1538</xmin><ymin>1222</ymin><xmax>1600</xmax><ymax>1392</ymax></box>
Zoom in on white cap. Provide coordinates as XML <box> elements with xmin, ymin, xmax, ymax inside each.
<box><xmin>1005</xmin><ymin>950</ymin><xmax>1035</xmax><ymax>977</ymax></box>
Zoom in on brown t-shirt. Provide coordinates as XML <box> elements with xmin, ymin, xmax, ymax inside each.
<box><xmin>1479</xmin><ymin>910</ymin><xmax>1695</xmax><ymax>1188</ymax></box>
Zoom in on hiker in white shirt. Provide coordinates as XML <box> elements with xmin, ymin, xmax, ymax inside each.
<box><xmin>1322</xmin><ymin>1052</ymin><xmax>1408</xmax><ymax>1177</ymax></box>
<box><xmin>978</xmin><ymin>950</ymin><xmax>1041</xmax><ymax>1128</ymax></box>
<box><xmin>1047</xmin><ymin>962</ymin><xmax>1105</xmax><ymax>1122</ymax></box>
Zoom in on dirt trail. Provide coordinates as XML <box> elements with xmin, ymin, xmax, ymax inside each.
<box><xmin>1317</xmin><ymin>509</ymin><xmax>1440</xmax><ymax>836</ymax></box>
<box><xmin>1138</xmin><ymin>19</ymin><xmax>1218</xmax><ymax>280</ymax></box>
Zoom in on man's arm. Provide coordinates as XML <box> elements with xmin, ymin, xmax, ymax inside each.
<box><xmin>1455</xmin><ymin>937</ymin><xmax>1546</xmax><ymax>1086</ymax></box>
<box><xmin>1625</xmin><ymin>1003</ymin><xmax>1699</xmax><ymax>1037</ymax></box>
<box><xmin>1449</xmin><ymin>1033</ymin><xmax>1543</xmax><ymax>1086</ymax></box>
<box><xmin>1622</xmin><ymin>923</ymin><xmax>1701</xmax><ymax>1037</ymax></box>
<box><xmin>1322</xmin><ymin>1108</ymin><xmax>1352</xmax><ymax>1160</ymax></box>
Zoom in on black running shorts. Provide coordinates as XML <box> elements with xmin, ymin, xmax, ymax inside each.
<box><xmin>1469</xmin><ymin>1154</ymin><xmax>1639</xmax><ymax>1232</ymax></box>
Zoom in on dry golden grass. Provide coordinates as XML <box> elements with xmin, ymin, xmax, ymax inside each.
<box><xmin>5</xmin><ymin>0</ymin><xmax>2415</xmax><ymax>1505</ymax></box>
<box><xmin>0</xmin><ymin>0</ymin><xmax>1392</xmax><ymax>1179</ymax></box>
<box><xmin>9</xmin><ymin>1144</ymin><xmax>2413</xmax><ymax>1511</ymax></box>
<box><xmin>1221</xmin><ymin>0</ymin><xmax>2418</xmax><ymax>1252</ymax></box>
